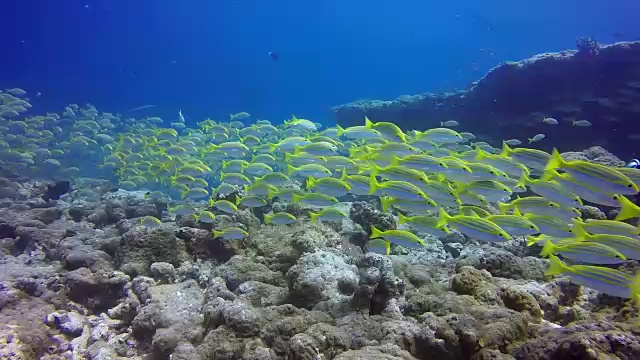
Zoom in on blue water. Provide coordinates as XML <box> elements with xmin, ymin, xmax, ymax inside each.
<box><xmin>4</xmin><ymin>0</ymin><xmax>639</xmax><ymax>126</ymax></box>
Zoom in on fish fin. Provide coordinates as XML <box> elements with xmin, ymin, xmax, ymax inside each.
<box><xmin>309</xmin><ymin>211</ymin><xmax>319</xmax><ymax>223</ymax></box>
<box><xmin>497</xmin><ymin>202</ymin><xmax>510</xmax><ymax>215</ymax></box>
<box><xmin>336</xmin><ymin>125</ymin><xmax>345</xmax><ymax>137</ymax></box>
<box><xmin>287</xmin><ymin>164</ymin><xmax>297</xmax><ymax>176</ymax></box>
<box><xmin>389</xmin><ymin>155</ymin><xmax>400</xmax><ymax>167</ymax></box>
<box><xmin>526</xmin><ymin>235</ymin><xmax>539</xmax><ymax>247</ymax></box>
<box><xmin>540</xmin><ymin>240</ymin><xmax>556</xmax><ymax>257</ymax></box>
<box><xmin>368</xmin><ymin>174</ymin><xmax>380</xmax><ymax>195</ymax></box>
<box><xmin>380</xmin><ymin>196</ymin><xmax>392</xmax><ymax>212</ymax></box>
<box><xmin>266</xmin><ymin>188</ymin><xmax>277</xmax><ymax>200</ymax></box>
<box><xmin>291</xmin><ymin>193</ymin><xmax>302</xmax><ymax>204</ymax></box>
<box><xmin>284</xmin><ymin>152</ymin><xmax>293</xmax><ymax>163</ymax></box>
<box><xmin>339</xmin><ymin>168</ymin><xmax>348</xmax><ymax>181</ymax></box>
<box><xmin>544</xmin><ymin>148</ymin><xmax>566</xmax><ymax>174</ymax></box>
<box><xmin>293</xmin><ymin>145</ymin><xmax>302</xmax><ymax>155</ymax></box>
<box><xmin>369</xmin><ymin>163</ymin><xmax>382</xmax><ymax>178</ymax></box>
<box><xmin>436</xmin><ymin>208</ymin><xmax>451</xmax><ymax>229</ymax></box>
<box><xmin>475</xmin><ymin>147</ymin><xmax>487</xmax><ymax>160</ymax></box>
<box><xmin>545</xmin><ymin>254</ymin><xmax>571</xmax><ymax>276</ymax></box>
<box><xmin>500</xmin><ymin>141</ymin><xmax>512</xmax><ymax>157</ymax></box>
<box><xmin>397</xmin><ymin>213</ymin><xmax>408</xmax><ymax>225</ymax></box>
<box><xmin>516</xmin><ymin>173</ymin><xmax>530</xmax><ymax>189</ymax></box>
<box><xmin>614</xmin><ymin>195</ymin><xmax>640</xmax><ymax>221</ymax></box>
<box><xmin>571</xmin><ymin>223</ymin><xmax>589</xmax><ymax>239</ymax></box>
<box><xmin>370</xmin><ymin>226</ymin><xmax>383</xmax><ymax>239</ymax></box>
<box><xmin>268</xmin><ymin>143</ymin><xmax>278</xmax><ymax>153</ymax></box>
<box><xmin>306</xmin><ymin>176</ymin><xmax>316</xmax><ymax>189</ymax></box>
<box><xmin>364</xmin><ymin>116</ymin><xmax>374</xmax><ymax>129</ymax></box>
<box><xmin>513</xmin><ymin>206</ymin><xmax>523</xmax><ymax>217</ymax></box>
<box><xmin>211</xmin><ymin>229</ymin><xmax>222</xmax><ymax>238</ymax></box>
<box><xmin>264</xmin><ymin>214</ymin><xmax>272</xmax><ymax>224</ymax></box>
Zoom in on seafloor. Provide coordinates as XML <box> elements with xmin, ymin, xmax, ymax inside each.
<box><xmin>2</xmin><ymin>43</ymin><xmax>640</xmax><ymax>360</ymax></box>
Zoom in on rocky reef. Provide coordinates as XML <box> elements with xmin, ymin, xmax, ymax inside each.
<box><xmin>0</xmin><ymin>146</ymin><xmax>638</xmax><ymax>360</ymax></box>
<box><xmin>331</xmin><ymin>40</ymin><xmax>640</xmax><ymax>157</ymax></box>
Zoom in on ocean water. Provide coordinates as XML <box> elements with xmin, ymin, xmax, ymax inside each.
<box><xmin>4</xmin><ymin>0</ymin><xmax>639</xmax><ymax>125</ymax></box>
<box><xmin>4</xmin><ymin>2</ymin><xmax>640</xmax><ymax>359</ymax></box>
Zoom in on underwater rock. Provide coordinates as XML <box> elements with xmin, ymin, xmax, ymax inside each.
<box><xmin>64</xmin><ymin>268</ymin><xmax>130</xmax><ymax>311</ymax></box>
<box><xmin>579</xmin><ymin>205</ymin><xmax>606</xmax><ymax>220</ymax></box>
<box><xmin>43</xmin><ymin>180</ymin><xmax>71</xmax><ymax>201</ymax></box>
<box><xmin>131</xmin><ymin>279</ymin><xmax>204</xmax><ymax>349</ymax></box>
<box><xmin>511</xmin><ymin>322</ymin><xmax>640</xmax><ymax>359</ymax></box>
<box><xmin>115</xmin><ymin>227</ymin><xmax>189</xmax><ymax>277</ymax></box>
<box><xmin>332</xmin><ymin>41</ymin><xmax>640</xmax><ymax>156</ymax></box>
<box><xmin>149</xmin><ymin>262</ymin><xmax>176</xmax><ymax>284</ymax></box>
<box><xmin>349</xmin><ymin>201</ymin><xmax>396</xmax><ymax>235</ymax></box>
<box><xmin>456</xmin><ymin>247</ymin><xmax>547</xmax><ymax>281</ymax></box>
<box><xmin>234</xmin><ymin>280</ymin><xmax>289</xmax><ymax>307</ymax></box>
<box><xmin>214</xmin><ymin>255</ymin><xmax>286</xmax><ymax>291</ymax></box>
<box><xmin>333</xmin><ymin>344</ymin><xmax>416</xmax><ymax>360</ymax></box>
<box><xmin>286</xmin><ymin>250</ymin><xmax>358</xmax><ymax>310</ymax></box>
<box><xmin>46</xmin><ymin>310</ymin><xmax>86</xmax><ymax>337</ymax></box>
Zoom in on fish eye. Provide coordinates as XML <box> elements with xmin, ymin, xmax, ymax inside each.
<box><xmin>612</xmin><ymin>195</ymin><xmax>619</xmax><ymax>200</ymax></box>
<box><xmin>499</xmin><ymin>233</ymin><xmax>504</xmax><ymax>237</ymax></box>
<box><xmin>529</xmin><ymin>226</ymin><xmax>536</xmax><ymax>229</ymax></box>
<box><xmin>628</xmin><ymin>184</ymin><xmax>634</xmax><ymax>188</ymax></box>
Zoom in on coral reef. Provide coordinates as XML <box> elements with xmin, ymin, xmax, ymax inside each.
<box><xmin>331</xmin><ymin>41</ymin><xmax>640</xmax><ymax>157</ymax></box>
<box><xmin>0</xmin><ymin>167</ymin><xmax>636</xmax><ymax>360</ymax></box>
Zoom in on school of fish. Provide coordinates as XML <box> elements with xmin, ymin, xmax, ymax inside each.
<box><xmin>3</xmin><ymin>87</ymin><xmax>640</xmax><ymax>319</ymax></box>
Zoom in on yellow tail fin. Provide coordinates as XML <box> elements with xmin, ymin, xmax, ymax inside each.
<box><xmin>309</xmin><ymin>211</ymin><xmax>319</xmax><ymax>223</ymax></box>
<box><xmin>545</xmin><ymin>254</ymin><xmax>571</xmax><ymax>276</ymax></box>
<box><xmin>436</xmin><ymin>208</ymin><xmax>451</xmax><ymax>229</ymax></box>
<box><xmin>364</xmin><ymin>116</ymin><xmax>374</xmax><ymax>129</ymax></box>
<box><xmin>398</xmin><ymin>213</ymin><xmax>409</xmax><ymax>225</ymax></box>
<box><xmin>540</xmin><ymin>240</ymin><xmax>557</xmax><ymax>257</ymax></box>
<box><xmin>287</xmin><ymin>164</ymin><xmax>297</xmax><ymax>176</ymax></box>
<box><xmin>614</xmin><ymin>195</ymin><xmax>640</xmax><ymax>221</ymax></box>
<box><xmin>370</xmin><ymin>226</ymin><xmax>384</xmax><ymax>239</ymax></box>
<box><xmin>500</xmin><ymin>141</ymin><xmax>513</xmax><ymax>157</ymax></box>
<box><xmin>380</xmin><ymin>196</ymin><xmax>393</xmax><ymax>212</ymax></box>
<box><xmin>368</xmin><ymin>175</ymin><xmax>380</xmax><ymax>195</ymax></box>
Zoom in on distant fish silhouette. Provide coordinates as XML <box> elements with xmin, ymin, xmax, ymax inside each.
<box><xmin>269</xmin><ymin>51</ymin><xmax>279</xmax><ymax>61</ymax></box>
<box><xmin>129</xmin><ymin>105</ymin><xmax>156</xmax><ymax>112</ymax></box>
<box><xmin>43</xmin><ymin>181</ymin><xmax>71</xmax><ymax>201</ymax></box>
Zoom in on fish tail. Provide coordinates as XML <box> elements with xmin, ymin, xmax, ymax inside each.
<box><xmin>284</xmin><ymin>152</ymin><xmax>293</xmax><ymax>163</ymax></box>
<box><xmin>336</xmin><ymin>125</ymin><xmax>345</xmax><ymax>137</ymax></box>
<box><xmin>540</xmin><ymin>239</ymin><xmax>556</xmax><ymax>257</ymax></box>
<box><xmin>383</xmin><ymin>240</ymin><xmax>390</xmax><ymax>255</ymax></box>
<box><xmin>474</xmin><ymin>147</ymin><xmax>487</xmax><ymax>160</ymax></box>
<box><xmin>266</xmin><ymin>188</ymin><xmax>277</xmax><ymax>200</ymax></box>
<box><xmin>268</xmin><ymin>143</ymin><xmax>278</xmax><ymax>153</ymax></box>
<box><xmin>293</xmin><ymin>145</ymin><xmax>302</xmax><ymax>155</ymax></box>
<box><xmin>211</xmin><ymin>230</ymin><xmax>222</xmax><ymax>238</ymax></box>
<box><xmin>544</xmin><ymin>148</ymin><xmax>566</xmax><ymax>174</ymax></box>
<box><xmin>370</xmin><ymin>226</ymin><xmax>383</xmax><ymax>239</ymax></box>
<box><xmin>500</xmin><ymin>141</ymin><xmax>512</xmax><ymax>157</ymax></box>
<box><xmin>527</xmin><ymin>137</ymin><xmax>534</xmax><ymax>144</ymax></box>
<box><xmin>615</xmin><ymin>195</ymin><xmax>640</xmax><ymax>221</ymax></box>
<box><xmin>306</xmin><ymin>176</ymin><xmax>316</xmax><ymax>189</ymax></box>
<box><xmin>516</xmin><ymin>172</ymin><xmax>530</xmax><ymax>189</ymax></box>
<box><xmin>369</xmin><ymin>163</ymin><xmax>382</xmax><ymax>178</ymax></box>
<box><xmin>287</xmin><ymin>164</ymin><xmax>297</xmax><ymax>176</ymax></box>
<box><xmin>526</xmin><ymin>235</ymin><xmax>539</xmax><ymax>247</ymax></box>
<box><xmin>291</xmin><ymin>193</ymin><xmax>302</xmax><ymax>204</ymax></box>
<box><xmin>436</xmin><ymin>208</ymin><xmax>450</xmax><ymax>229</ymax></box>
<box><xmin>497</xmin><ymin>201</ymin><xmax>510</xmax><ymax>215</ymax></box>
<box><xmin>364</xmin><ymin>116</ymin><xmax>374</xmax><ymax>129</ymax></box>
<box><xmin>339</xmin><ymin>168</ymin><xmax>348</xmax><ymax>181</ymax></box>
<box><xmin>309</xmin><ymin>211</ymin><xmax>319</xmax><ymax>223</ymax></box>
<box><xmin>263</xmin><ymin>214</ymin><xmax>272</xmax><ymax>224</ymax></box>
<box><xmin>368</xmin><ymin>174</ymin><xmax>380</xmax><ymax>195</ymax></box>
<box><xmin>389</xmin><ymin>155</ymin><xmax>400</xmax><ymax>167</ymax></box>
<box><xmin>397</xmin><ymin>213</ymin><xmax>408</xmax><ymax>225</ymax></box>
<box><xmin>545</xmin><ymin>254</ymin><xmax>571</xmax><ymax>276</ymax></box>
<box><xmin>380</xmin><ymin>196</ymin><xmax>392</xmax><ymax>212</ymax></box>
<box><xmin>629</xmin><ymin>272</ymin><xmax>640</xmax><ymax>317</ymax></box>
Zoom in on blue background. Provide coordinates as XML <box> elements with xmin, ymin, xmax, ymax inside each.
<box><xmin>3</xmin><ymin>0</ymin><xmax>639</xmax><ymax>126</ymax></box>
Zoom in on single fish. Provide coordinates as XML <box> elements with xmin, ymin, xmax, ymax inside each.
<box><xmin>573</xmin><ymin>120</ymin><xmax>592</xmax><ymax>127</ymax></box>
<box><xmin>528</xmin><ymin>133</ymin><xmax>546</xmax><ymax>143</ymax></box>
<box><xmin>370</xmin><ymin>226</ymin><xmax>425</xmax><ymax>248</ymax></box>
<box><xmin>436</xmin><ymin>208</ymin><xmax>511</xmax><ymax>243</ymax></box>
